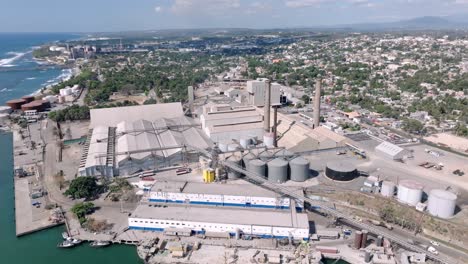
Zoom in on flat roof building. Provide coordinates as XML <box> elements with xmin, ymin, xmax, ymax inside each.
<box><xmin>375</xmin><ymin>141</ymin><xmax>410</xmax><ymax>160</ymax></box>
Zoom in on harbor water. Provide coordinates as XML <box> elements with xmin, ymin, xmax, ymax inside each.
<box><xmin>0</xmin><ymin>132</ymin><xmax>142</xmax><ymax>264</ymax></box>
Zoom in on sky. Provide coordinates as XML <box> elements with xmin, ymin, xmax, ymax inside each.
<box><xmin>2</xmin><ymin>0</ymin><xmax>468</xmax><ymax>32</ymax></box>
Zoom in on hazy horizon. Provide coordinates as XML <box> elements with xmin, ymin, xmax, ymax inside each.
<box><xmin>2</xmin><ymin>0</ymin><xmax>468</xmax><ymax>33</ymax></box>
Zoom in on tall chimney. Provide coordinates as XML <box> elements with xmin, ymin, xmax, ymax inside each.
<box><xmin>313</xmin><ymin>78</ymin><xmax>322</xmax><ymax>129</ymax></box>
<box><xmin>264</xmin><ymin>79</ymin><xmax>271</xmax><ymax>133</ymax></box>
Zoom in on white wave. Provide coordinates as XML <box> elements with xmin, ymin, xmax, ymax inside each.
<box><xmin>26</xmin><ymin>77</ymin><xmax>37</xmax><ymax>80</ymax></box>
<box><xmin>0</xmin><ymin>51</ymin><xmax>29</xmax><ymax>67</ymax></box>
<box><xmin>0</xmin><ymin>88</ymin><xmax>12</xmax><ymax>93</ymax></box>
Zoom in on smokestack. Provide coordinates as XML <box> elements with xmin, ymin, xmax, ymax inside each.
<box><xmin>313</xmin><ymin>78</ymin><xmax>322</xmax><ymax>129</ymax></box>
<box><xmin>273</xmin><ymin>106</ymin><xmax>278</xmax><ymax>147</ymax></box>
<box><xmin>264</xmin><ymin>79</ymin><xmax>271</xmax><ymax>133</ymax></box>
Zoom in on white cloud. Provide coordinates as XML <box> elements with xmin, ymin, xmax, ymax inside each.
<box><xmin>154</xmin><ymin>6</ymin><xmax>162</xmax><ymax>13</ymax></box>
<box><xmin>285</xmin><ymin>0</ymin><xmax>325</xmax><ymax>8</ymax></box>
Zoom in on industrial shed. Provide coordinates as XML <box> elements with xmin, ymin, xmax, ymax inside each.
<box><xmin>79</xmin><ymin>103</ymin><xmax>211</xmax><ymax>177</ymax></box>
<box><xmin>128</xmin><ymin>204</ymin><xmax>310</xmax><ymax>240</ymax></box>
<box><xmin>375</xmin><ymin>141</ymin><xmax>410</xmax><ymax>160</ymax></box>
<box><xmin>200</xmin><ymin>104</ymin><xmax>264</xmax><ymax>142</ymax></box>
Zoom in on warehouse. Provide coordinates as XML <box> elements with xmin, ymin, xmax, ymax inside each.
<box><xmin>375</xmin><ymin>141</ymin><xmax>410</xmax><ymax>160</ymax></box>
<box><xmin>128</xmin><ymin>205</ymin><xmax>310</xmax><ymax>240</ymax></box>
<box><xmin>79</xmin><ymin>103</ymin><xmax>211</xmax><ymax>177</ymax></box>
<box><xmin>148</xmin><ymin>181</ymin><xmax>304</xmax><ymax>211</ymax></box>
<box><xmin>200</xmin><ymin>104</ymin><xmax>264</xmax><ymax>142</ymax></box>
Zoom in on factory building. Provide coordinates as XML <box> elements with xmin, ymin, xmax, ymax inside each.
<box><xmin>246</xmin><ymin>79</ymin><xmax>281</xmax><ymax>106</ymax></box>
<box><xmin>375</xmin><ymin>141</ymin><xmax>410</xmax><ymax>160</ymax></box>
<box><xmin>200</xmin><ymin>104</ymin><xmax>264</xmax><ymax>142</ymax></box>
<box><xmin>79</xmin><ymin>103</ymin><xmax>211</xmax><ymax>177</ymax></box>
<box><xmin>148</xmin><ymin>181</ymin><xmax>304</xmax><ymax>211</ymax></box>
<box><xmin>128</xmin><ymin>205</ymin><xmax>310</xmax><ymax>240</ymax></box>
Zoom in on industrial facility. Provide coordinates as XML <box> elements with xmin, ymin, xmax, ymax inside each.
<box><xmin>79</xmin><ymin>103</ymin><xmax>211</xmax><ymax>177</ymax></box>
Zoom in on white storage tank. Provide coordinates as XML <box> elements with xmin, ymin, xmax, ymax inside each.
<box><xmin>427</xmin><ymin>189</ymin><xmax>457</xmax><ymax>219</ymax></box>
<box><xmin>397</xmin><ymin>180</ymin><xmax>424</xmax><ymax>206</ymax></box>
<box><xmin>380</xmin><ymin>181</ymin><xmax>396</xmax><ymax>197</ymax></box>
<box><xmin>43</xmin><ymin>95</ymin><xmax>58</xmax><ymax>103</ymax></box>
<box><xmin>227</xmin><ymin>143</ymin><xmax>240</xmax><ymax>152</ymax></box>
<box><xmin>59</xmin><ymin>87</ymin><xmax>72</xmax><ymax>96</ymax></box>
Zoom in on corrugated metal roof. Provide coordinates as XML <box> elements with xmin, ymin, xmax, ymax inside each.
<box><xmin>375</xmin><ymin>141</ymin><xmax>405</xmax><ymax>157</ymax></box>
<box><xmin>85</xmin><ymin>126</ymin><xmax>109</xmax><ymax>168</ymax></box>
<box><xmin>90</xmin><ymin>103</ymin><xmax>184</xmax><ymax>128</ymax></box>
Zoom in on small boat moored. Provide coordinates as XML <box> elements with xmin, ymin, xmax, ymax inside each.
<box><xmin>57</xmin><ymin>241</ymin><xmax>75</xmax><ymax>248</ymax></box>
<box><xmin>67</xmin><ymin>238</ymin><xmax>82</xmax><ymax>245</ymax></box>
<box><xmin>90</xmin><ymin>241</ymin><xmax>111</xmax><ymax>248</ymax></box>
<box><xmin>62</xmin><ymin>232</ymin><xmax>69</xmax><ymax>240</ymax></box>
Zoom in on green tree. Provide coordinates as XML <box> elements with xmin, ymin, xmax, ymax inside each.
<box><xmin>64</xmin><ymin>176</ymin><xmax>100</xmax><ymax>199</ymax></box>
<box><xmin>71</xmin><ymin>202</ymin><xmax>95</xmax><ymax>225</ymax></box>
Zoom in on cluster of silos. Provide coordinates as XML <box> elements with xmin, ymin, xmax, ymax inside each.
<box><xmin>427</xmin><ymin>189</ymin><xmax>457</xmax><ymax>219</ymax></box>
<box><xmin>397</xmin><ymin>179</ymin><xmax>424</xmax><ymax>206</ymax></box>
<box><xmin>242</xmin><ymin>152</ymin><xmax>310</xmax><ymax>183</ymax></box>
<box><xmin>354</xmin><ymin>230</ymin><xmax>369</xmax><ymax>249</ymax></box>
<box><xmin>226</xmin><ymin>154</ymin><xmax>242</xmax><ymax>179</ymax></box>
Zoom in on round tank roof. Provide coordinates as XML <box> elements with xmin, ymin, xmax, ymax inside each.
<box><xmin>290</xmin><ymin>156</ymin><xmax>309</xmax><ymax>165</ymax></box>
<box><xmin>429</xmin><ymin>189</ymin><xmax>457</xmax><ymax>200</ymax></box>
<box><xmin>399</xmin><ymin>179</ymin><xmax>424</xmax><ymax>190</ymax></box>
<box><xmin>249</xmin><ymin>159</ymin><xmax>266</xmax><ymax>166</ymax></box>
<box><xmin>268</xmin><ymin>158</ymin><xmax>288</xmax><ymax>167</ymax></box>
<box><xmin>326</xmin><ymin>161</ymin><xmax>357</xmax><ymax>173</ymax></box>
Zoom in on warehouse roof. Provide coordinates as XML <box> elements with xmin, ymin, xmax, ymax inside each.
<box><xmin>85</xmin><ymin>126</ymin><xmax>109</xmax><ymax>168</ymax></box>
<box><xmin>130</xmin><ymin>204</ymin><xmax>309</xmax><ymax>228</ymax></box>
<box><xmin>90</xmin><ymin>103</ymin><xmax>184</xmax><ymax>128</ymax></box>
<box><xmin>375</xmin><ymin>141</ymin><xmax>406</xmax><ymax>157</ymax></box>
<box><xmin>150</xmin><ymin>181</ymin><xmax>303</xmax><ymax>198</ymax></box>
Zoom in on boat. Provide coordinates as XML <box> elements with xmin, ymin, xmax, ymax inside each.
<box><xmin>90</xmin><ymin>241</ymin><xmax>111</xmax><ymax>248</ymax></box>
<box><xmin>61</xmin><ymin>232</ymin><xmax>69</xmax><ymax>240</ymax></box>
<box><xmin>67</xmin><ymin>237</ymin><xmax>82</xmax><ymax>245</ymax></box>
<box><xmin>57</xmin><ymin>240</ymin><xmax>75</xmax><ymax>248</ymax></box>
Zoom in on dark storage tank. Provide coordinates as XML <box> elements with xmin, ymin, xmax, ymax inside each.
<box><xmin>325</xmin><ymin>161</ymin><xmax>359</xmax><ymax>181</ymax></box>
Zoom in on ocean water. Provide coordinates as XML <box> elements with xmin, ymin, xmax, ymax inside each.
<box><xmin>0</xmin><ymin>33</ymin><xmax>77</xmax><ymax>104</ymax></box>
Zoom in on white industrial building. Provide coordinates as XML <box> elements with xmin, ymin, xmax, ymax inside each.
<box><xmin>246</xmin><ymin>79</ymin><xmax>282</xmax><ymax>106</ymax></box>
<box><xmin>375</xmin><ymin>141</ymin><xmax>410</xmax><ymax>160</ymax></box>
<box><xmin>79</xmin><ymin>103</ymin><xmax>211</xmax><ymax>177</ymax></box>
<box><xmin>200</xmin><ymin>104</ymin><xmax>264</xmax><ymax>142</ymax></box>
<box><xmin>128</xmin><ymin>205</ymin><xmax>310</xmax><ymax>240</ymax></box>
<box><xmin>148</xmin><ymin>181</ymin><xmax>304</xmax><ymax>211</ymax></box>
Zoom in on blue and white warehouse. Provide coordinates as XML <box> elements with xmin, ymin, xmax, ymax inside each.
<box><xmin>128</xmin><ymin>204</ymin><xmax>310</xmax><ymax>240</ymax></box>
<box><xmin>147</xmin><ymin>181</ymin><xmax>304</xmax><ymax>211</ymax></box>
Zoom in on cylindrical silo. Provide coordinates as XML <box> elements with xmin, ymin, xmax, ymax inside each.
<box><xmin>361</xmin><ymin>230</ymin><xmax>368</xmax><ymax>249</ymax></box>
<box><xmin>248</xmin><ymin>159</ymin><xmax>266</xmax><ymax>178</ymax></box>
<box><xmin>240</xmin><ymin>137</ymin><xmax>251</xmax><ymax>149</ymax></box>
<box><xmin>380</xmin><ymin>181</ymin><xmax>396</xmax><ymax>197</ymax></box>
<box><xmin>364</xmin><ymin>250</ymin><xmax>371</xmax><ymax>263</ymax></box>
<box><xmin>227</xmin><ymin>155</ymin><xmax>242</xmax><ymax>179</ymax></box>
<box><xmin>268</xmin><ymin>158</ymin><xmax>288</xmax><ymax>183</ymax></box>
<box><xmin>289</xmin><ymin>157</ymin><xmax>310</xmax><ymax>182</ymax></box>
<box><xmin>427</xmin><ymin>189</ymin><xmax>457</xmax><ymax>219</ymax></box>
<box><xmin>354</xmin><ymin>231</ymin><xmax>362</xmax><ymax>249</ymax></box>
<box><xmin>397</xmin><ymin>180</ymin><xmax>424</xmax><ymax>206</ymax></box>
<box><xmin>242</xmin><ymin>152</ymin><xmax>256</xmax><ymax>168</ymax></box>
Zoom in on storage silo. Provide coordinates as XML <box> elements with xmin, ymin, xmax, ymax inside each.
<box><xmin>263</xmin><ymin>132</ymin><xmax>274</xmax><ymax>147</ymax></box>
<box><xmin>242</xmin><ymin>152</ymin><xmax>256</xmax><ymax>169</ymax></box>
<box><xmin>361</xmin><ymin>230</ymin><xmax>368</xmax><ymax>248</ymax></box>
<box><xmin>427</xmin><ymin>189</ymin><xmax>457</xmax><ymax>219</ymax></box>
<box><xmin>248</xmin><ymin>159</ymin><xmax>266</xmax><ymax>178</ymax></box>
<box><xmin>268</xmin><ymin>158</ymin><xmax>288</xmax><ymax>183</ymax></box>
<box><xmin>226</xmin><ymin>155</ymin><xmax>242</xmax><ymax>179</ymax></box>
<box><xmin>240</xmin><ymin>137</ymin><xmax>251</xmax><ymax>149</ymax></box>
<box><xmin>397</xmin><ymin>180</ymin><xmax>424</xmax><ymax>206</ymax></box>
<box><xmin>325</xmin><ymin>161</ymin><xmax>359</xmax><ymax>181</ymax></box>
<box><xmin>259</xmin><ymin>150</ymin><xmax>274</xmax><ymax>161</ymax></box>
<box><xmin>380</xmin><ymin>181</ymin><xmax>396</xmax><ymax>197</ymax></box>
<box><xmin>289</xmin><ymin>157</ymin><xmax>310</xmax><ymax>182</ymax></box>
<box><xmin>354</xmin><ymin>231</ymin><xmax>362</xmax><ymax>249</ymax></box>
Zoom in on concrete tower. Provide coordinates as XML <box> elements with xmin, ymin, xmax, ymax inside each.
<box><xmin>313</xmin><ymin>78</ymin><xmax>322</xmax><ymax>129</ymax></box>
<box><xmin>264</xmin><ymin>79</ymin><xmax>271</xmax><ymax>133</ymax></box>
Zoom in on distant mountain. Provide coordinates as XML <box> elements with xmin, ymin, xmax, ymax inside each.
<box><xmin>330</xmin><ymin>15</ymin><xmax>468</xmax><ymax>31</ymax></box>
